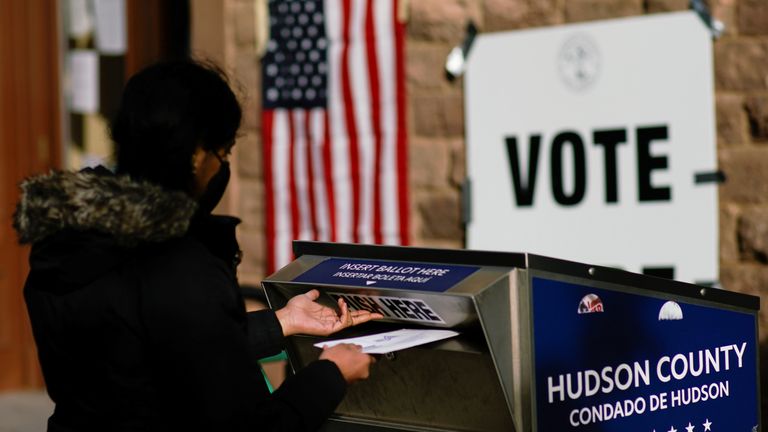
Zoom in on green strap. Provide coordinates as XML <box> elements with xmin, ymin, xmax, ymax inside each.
<box><xmin>258</xmin><ymin>351</ymin><xmax>288</xmax><ymax>393</ymax></box>
<box><xmin>259</xmin><ymin>351</ymin><xmax>288</xmax><ymax>363</ymax></box>
<box><xmin>260</xmin><ymin>366</ymin><xmax>275</xmax><ymax>393</ymax></box>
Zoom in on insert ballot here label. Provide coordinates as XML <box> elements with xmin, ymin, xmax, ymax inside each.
<box><xmin>293</xmin><ymin>258</ymin><xmax>479</xmax><ymax>292</ymax></box>
<box><xmin>293</xmin><ymin>258</ymin><xmax>480</xmax><ymax>324</ymax></box>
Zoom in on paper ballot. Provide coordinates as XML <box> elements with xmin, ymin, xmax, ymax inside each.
<box><xmin>313</xmin><ymin>329</ymin><xmax>459</xmax><ymax>354</ymax></box>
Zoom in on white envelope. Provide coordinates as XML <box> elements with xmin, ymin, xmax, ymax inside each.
<box><xmin>314</xmin><ymin>329</ymin><xmax>459</xmax><ymax>354</ymax></box>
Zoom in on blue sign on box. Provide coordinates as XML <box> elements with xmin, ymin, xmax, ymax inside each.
<box><xmin>532</xmin><ymin>277</ymin><xmax>758</xmax><ymax>432</ymax></box>
<box><xmin>293</xmin><ymin>258</ymin><xmax>479</xmax><ymax>292</ymax></box>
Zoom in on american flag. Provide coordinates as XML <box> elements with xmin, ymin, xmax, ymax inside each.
<box><xmin>262</xmin><ymin>0</ymin><xmax>409</xmax><ymax>273</ymax></box>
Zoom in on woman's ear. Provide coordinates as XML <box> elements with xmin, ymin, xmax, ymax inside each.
<box><xmin>190</xmin><ymin>145</ymin><xmax>205</xmax><ymax>176</ymax></box>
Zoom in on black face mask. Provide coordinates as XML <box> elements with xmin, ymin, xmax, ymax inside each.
<box><xmin>196</xmin><ymin>155</ymin><xmax>230</xmax><ymax>215</ymax></box>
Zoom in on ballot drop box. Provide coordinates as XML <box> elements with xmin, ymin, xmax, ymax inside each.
<box><xmin>262</xmin><ymin>242</ymin><xmax>760</xmax><ymax>432</ymax></box>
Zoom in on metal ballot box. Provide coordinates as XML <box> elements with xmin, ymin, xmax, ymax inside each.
<box><xmin>262</xmin><ymin>242</ymin><xmax>760</xmax><ymax>432</ymax></box>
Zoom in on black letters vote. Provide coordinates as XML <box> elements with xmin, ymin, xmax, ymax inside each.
<box><xmin>504</xmin><ymin>125</ymin><xmax>671</xmax><ymax>207</ymax></box>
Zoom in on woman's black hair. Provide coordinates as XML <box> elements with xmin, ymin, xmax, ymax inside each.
<box><xmin>111</xmin><ymin>59</ymin><xmax>241</xmax><ymax>192</ymax></box>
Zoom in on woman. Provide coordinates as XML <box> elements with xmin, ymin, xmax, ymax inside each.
<box><xmin>13</xmin><ymin>60</ymin><xmax>380</xmax><ymax>431</ymax></box>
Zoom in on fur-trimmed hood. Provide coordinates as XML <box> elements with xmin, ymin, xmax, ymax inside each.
<box><xmin>13</xmin><ymin>166</ymin><xmax>198</xmax><ymax>246</ymax></box>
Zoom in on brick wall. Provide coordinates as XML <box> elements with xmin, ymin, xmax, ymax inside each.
<box><xmin>223</xmin><ymin>0</ymin><xmax>768</xmax><ymax>411</ymax></box>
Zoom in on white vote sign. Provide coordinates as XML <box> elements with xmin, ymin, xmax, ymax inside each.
<box><xmin>465</xmin><ymin>12</ymin><xmax>717</xmax><ymax>284</ymax></box>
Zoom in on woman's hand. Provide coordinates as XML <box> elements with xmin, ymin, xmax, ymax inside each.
<box><xmin>275</xmin><ymin>289</ymin><xmax>384</xmax><ymax>337</ymax></box>
<box><xmin>319</xmin><ymin>343</ymin><xmax>376</xmax><ymax>383</ymax></box>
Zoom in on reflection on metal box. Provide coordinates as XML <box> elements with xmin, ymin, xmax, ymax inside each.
<box><xmin>262</xmin><ymin>242</ymin><xmax>760</xmax><ymax>432</ymax></box>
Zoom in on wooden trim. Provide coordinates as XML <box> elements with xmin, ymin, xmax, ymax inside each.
<box><xmin>0</xmin><ymin>0</ymin><xmax>61</xmax><ymax>390</ymax></box>
<box><xmin>126</xmin><ymin>0</ymin><xmax>161</xmax><ymax>76</ymax></box>
<box><xmin>126</xmin><ymin>0</ymin><xmax>191</xmax><ymax>77</ymax></box>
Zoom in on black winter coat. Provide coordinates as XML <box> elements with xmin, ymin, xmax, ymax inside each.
<box><xmin>13</xmin><ymin>168</ymin><xmax>346</xmax><ymax>431</ymax></box>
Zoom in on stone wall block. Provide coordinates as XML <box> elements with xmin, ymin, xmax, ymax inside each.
<box><xmin>411</xmin><ymin>91</ymin><xmax>465</xmax><ymax>137</ymax></box>
<box><xmin>483</xmin><ymin>0</ymin><xmax>562</xmax><ymax>31</ymax></box>
<box><xmin>719</xmin><ymin>147</ymin><xmax>768</xmax><ymax>204</ymax></box>
<box><xmin>233</xmin><ymin>0</ymin><xmax>256</xmax><ymax>48</ymax></box>
<box><xmin>715</xmin><ymin>40</ymin><xmax>768</xmax><ymax>91</ymax></box>
<box><xmin>738</xmin><ymin>207</ymin><xmax>768</xmax><ymax>262</ymax></box>
<box><xmin>716</xmin><ymin>93</ymin><xmax>747</xmax><ymax>146</ymax></box>
<box><xmin>483</xmin><ymin>0</ymin><xmax>525</xmax><ymax>31</ymax></box>
<box><xmin>408</xmin><ymin>0</ymin><xmax>478</xmax><ymax>43</ymax></box>
<box><xmin>412</xmin><ymin>238</ymin><xmax>464</xmax><ymax>250</ymax></box>
<box><xmin>407</xmin><ymin>42</ymin><xmax>454</xmax><ymax>91</ymax></box>
<box><xmin>236</xmin><ymin>56</ymin><xmax>262</xmax><ymax>132</ymax></box>
<box><xmin>644</xmin><ymin>0</ymin><xmax>689</xmax><ymax>13</ymax></box>
<box><xmin>465</xmin><ymin>0</ymin><xmax>485</xmax><ymax>30</ymax></box>
<box><xmin>238</xmin><ymin>178</ymin><xmax>265</xmax><ymax>230</ymax></box>
<box><xmin>719</xmin><ymin>264</ymin><xmax>768</xmax><ymax>342</ymax></box>
<box><xmin>720</xmin><ymin>203</ymin><xmax>740</xmax><ymax>264</ymax></box>
<box><xmin>738</xmin><ymin>0</ymin><xmax>768</xmax><ymax>35</ymax></box>
<box><xmin>720</xmin><ymin>264</ymin><xmax>768</xmax><ymax>422</ymax></box>
<box><xmin>449</xmin><ymin>137</ymin><xmax>466</xmax><ymax>187</ymax></box>
<box><xmin>409</xmin><ymin>200</ymin><xmax>424</xmax><ymax>247</ymax></box>
<box><xmin>721</xmin><ymin>262</ymin><xmax>768</xmax><ymax>424</ymax></box>
<box><xmin>417</xmin><ymin>191</ymin><xmax>463</xmax><ymax>240</ymax></box>
<box><xmin>711</xmin><ymin>0</ymin><xmax>737</xmax><ymax>37</ymax></box>
<box><xmin>236</xmin><ymin>132</ymin><xmax>262</xmax><ymax>179</ymax></box>
<box><xmin>565</xmin><ymin>0</ymin><xmax>643</xmax><ymax>23</ymax></box>
<box><xmin>745</xmin><ymin>95</ymin><xmax>768</xmax><ymax>142</ymax></box>
<box><xmin>237</xmin><ymin>227</ymin><xmax>266</xmax><ymax>285</ymax></box>
<box><xmin>410</xmin><ymin>137</ymin><xmax>450</xmax><ymax>188</ymax></box>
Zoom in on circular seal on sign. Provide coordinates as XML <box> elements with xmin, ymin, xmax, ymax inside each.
<box><xmin>557</xmin><ymin>34</ymin><xmax>600</xmax><ymax>91</ymax></box>
<box><xmin>577</xmin><ymin>293</ymin><xmax>604</xmax><ymax>314</ymax></box>
<box><xmin>658</xmin><ymin>300</ymin><xmax>683</xmax><ymax>321</ymax></box>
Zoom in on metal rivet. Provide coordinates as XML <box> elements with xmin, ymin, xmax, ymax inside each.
<box><xmin>700</xmin><ymin>288</ymin><xmax>706</xmax><ymax>296</ymax></box>
<box><xmin>588</xmin><ymin>267</ymin><xmax>595</xmax><ymax>276</ymax></box>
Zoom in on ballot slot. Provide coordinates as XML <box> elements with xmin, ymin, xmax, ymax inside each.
<box><xmin>267</xmin><ymin>281</ymin><xmax>481</xmax><ymax>328</ymax></box>
<box><xmin>262</xmin><ymin>281</ymin><xmax>490</xmax><ymax>355</ymax></box>
<box><xmin>262</xmin><ymin>280</ymin><xmax>515</xmax><ymax>431</ymax></box>
<box><xmin>262</xmin><ymin>246</ymin><xmax>522</xmax><ymax>431</ymax></box>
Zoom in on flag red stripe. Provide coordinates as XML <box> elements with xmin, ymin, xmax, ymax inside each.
<box><xmin>393</xmin><ymin>0</ymin><xmax>409</xmax><ymax>245</ymax></box>
<box><xmin>322</xmin><ymin>111</ymin><xmax>337</xmax><ymax>242</ymax></box>
<box><xmin>263</xmin><ymin>110</ymin><xmax>276</xmax><ymax>274</ymax></box>
<box><xmin>340</xmin><ymin>0</ymin><xmax>361</xmax><ymax>244</ymax></box>
<box><xmin>305</xmin><ymin>111</ymin><xmax>319</xmax><ymax>240</ymax></box>
<box><xmin>288</xmin><ymin>113</ymin><xmax>300</xmax><ymax>245</ymax></box>
<box><xmin>365</xmin><ymin>0</ymin><xmax>384</xmax><ymax>245</ymax></box>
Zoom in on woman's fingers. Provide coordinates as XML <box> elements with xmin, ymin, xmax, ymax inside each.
<box><xmin>348</xmin><ymin>310</ymin><xmax>384</xmax><ymax>326</ymax></box>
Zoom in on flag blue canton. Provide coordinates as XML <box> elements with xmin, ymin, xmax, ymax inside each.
<box><xmin>262</xmin><ymin>0</ymin><xmax>410</xmax><ymax>272</ymax></box>
<box><xmin>263</xmin><ymin>0</ymin><xmax>328</xmax><ymax>109</ymax></box>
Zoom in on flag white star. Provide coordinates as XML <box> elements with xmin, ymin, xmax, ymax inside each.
<box><xmin>668</xmin><ymin>426</ymin><xmax>678</xmax><ymax>432</ymax></box>
<box><xmin>703</xmin><ymin>419</ymin><xmax>712</xmax><ymax>431</ymax></box>
<box><xmin>686</xmin><ymin>422</ymin><xmax>695</xmax><ymax>432</ymax></box>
